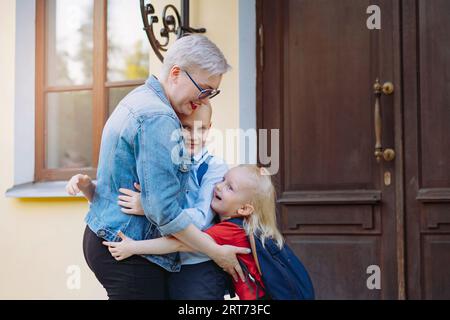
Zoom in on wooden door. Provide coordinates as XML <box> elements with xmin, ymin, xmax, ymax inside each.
<box><xmin>403</xmin><ymin>0</ymin><xmax>450</xmax><ymax>300</ymax></box>
<box><xmin>257</xmin><ymin>0</ymin><xmax>403</xmax><ymax>299</ymax></box>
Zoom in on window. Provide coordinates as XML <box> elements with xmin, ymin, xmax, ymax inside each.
<box><xmin>35</xmin><ymin>0</ymin><xmax>149</xmax><ymax>181</ymax></box>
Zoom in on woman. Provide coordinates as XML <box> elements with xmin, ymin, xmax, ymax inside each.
<box><xmin>81</xmin><ymin>35</ymin><xmax>249</xmax><ymax>299</ymax></box>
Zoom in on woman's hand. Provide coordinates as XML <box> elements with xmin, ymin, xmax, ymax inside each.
<box><xmin>102</xmin><ymin>231</ymin><xmax>136</xmax><ymax>261</ymax></box>
<box><xmin>66</xmin><ymin>174</ymin><xmax>94</xmax><ymax>199</ymax></box>
<box><xmin>211</xmin><ymin>245</ymin><xmax>251</xmax><ymax>282</ymax></box>
<box><xmin>118</xmin><ymin>183</ymin><xmax>145</xmax><ymax>216</ymax></box>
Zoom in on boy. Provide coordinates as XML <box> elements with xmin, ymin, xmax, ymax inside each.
<box><xmin>67</xmin><ymin>104</ymin><xmax>232</xmax><ymax>300</ymax></box>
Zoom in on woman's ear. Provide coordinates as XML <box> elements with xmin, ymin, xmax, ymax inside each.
<box><xmin>169</xmin><ymin>65</ymin><xmax>182</xmax><ymax>83</ymax></box>
<box><xmin>238</xmin><ymin>204</ymin><xmax>255</xmax><ymax>217</ymax></box>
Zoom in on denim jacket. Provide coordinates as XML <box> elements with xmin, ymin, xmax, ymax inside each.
<box><xmin>85</xmin><ymin>75</ymin><xmax>192</xmax><ymax>272</ymax></box>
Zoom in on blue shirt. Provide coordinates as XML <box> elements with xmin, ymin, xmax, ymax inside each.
<box><xmin>180</xmin><ymin>149</ymin><xmax>228</xmax><ymax>265</ymax></box>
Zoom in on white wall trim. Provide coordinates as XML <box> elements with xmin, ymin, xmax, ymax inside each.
<box><xmin>238</xmin><ymin>0</ymin><xmax>257</xmax><ymax>164</ymax></box>
<box><xmin>8</xmin><ymin>0</ymin><xmax>85</xmax><ymax>198</ymax></box>
<box><xmin>14</xmin><ymin>0</ymin><xmax>36</xmax><ymax>185</ymax></box>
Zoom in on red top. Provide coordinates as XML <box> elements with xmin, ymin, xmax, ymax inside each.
<box><xmin>205</xmin><ymin>220</ymin><xmax>265</xmax><ymax>300</ymax></box>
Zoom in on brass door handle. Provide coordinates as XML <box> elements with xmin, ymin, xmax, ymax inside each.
<box><xmin>373</xmin><ymin>79</ymin><xmax>395</xmax><ymax>162</ymax></box>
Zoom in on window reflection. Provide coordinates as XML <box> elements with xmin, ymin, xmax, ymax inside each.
<box><xmin>108</xmin><ymin>86</ymin><xmax>139</xmax><ymax>116</ymax></box>
<box><xmin>46</xmin><ymin>91</ymin><xmax>93</xmax><ymax>169</ymax></box>
<box><xmin>46</xmin><ymin>0</ymin><xmax>93</xmax><ymax>86</ymax></box>
<box><xmin>107</xmin><ymin>0</ymin><xmax>150</xmax><ymax>82</ymax></box>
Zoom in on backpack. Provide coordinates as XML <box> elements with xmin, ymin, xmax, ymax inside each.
<box><xmin>228</xmin><ymin>218</ymin><xmax>315</xmax><ymax>300</ymax></box>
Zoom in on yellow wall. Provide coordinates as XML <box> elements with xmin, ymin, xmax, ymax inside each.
<box><xmin>0</xmin><ymin>0</ymin><xmax>239</xmax><ymax>299</ymax></box>
<box><xmin>0</xmin><ymin>0</ymin><xmax>106</xmax><ymax>296</ymax></box>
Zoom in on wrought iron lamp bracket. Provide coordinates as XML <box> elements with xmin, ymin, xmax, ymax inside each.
<box><xmin>140</xmin><ymin>0</ymin><xmax>206</xmax><ymax>62</ymax></box>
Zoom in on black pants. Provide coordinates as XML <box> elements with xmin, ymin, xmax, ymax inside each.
<box><xmin>83</xmin><ymin>225</ymin><xmax>229</xmax><ymax>300</ymax></box>
<box><xmin>167</xmin><ymin>261</ymin><xmax>229</xmax><ymax>300</ymax></box>
<box><xmin>83</xmin><ymin>225</ymin><xmax>169</xmax><ymax>300</ymax></box>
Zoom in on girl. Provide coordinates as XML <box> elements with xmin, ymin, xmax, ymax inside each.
<box><xmin>102</xmin><ymin>165</ymin><xmax>284</xmax><ymax>300</ymax></box>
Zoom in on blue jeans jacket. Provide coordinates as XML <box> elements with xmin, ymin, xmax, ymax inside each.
<box><xmin>85</xmin><ymin>75</ymin><xmax>192</xmax><ymax>272</ymax></box>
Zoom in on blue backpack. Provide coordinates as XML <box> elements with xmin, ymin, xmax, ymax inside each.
<box><xmin>228</xmin><ymin>218</ymin><xmax>315</xmax><ymax>300</ymax></box>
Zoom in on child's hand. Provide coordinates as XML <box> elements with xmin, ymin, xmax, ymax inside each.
<box><xmin>102</xmin><ymin>231</ymin><xmax>136</xmax><ymax>261</ymax></box>
<box><xmin>66</xmin><ymin>174</ymin><xmax>92</xmax><ymax>196</ymax></box>
<box><xmin>118</xmin><ymin>183</ymin><xmax>145</xmax><ymax>216</ymax></box>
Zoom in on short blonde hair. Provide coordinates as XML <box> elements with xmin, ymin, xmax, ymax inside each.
<box><xmin>161</xmin><ymin>34</ymin><xmax>231</xmax><ymax>80</ymax></box>
<box><xmin>239</xmin><ymin>165</ymin><xmax>284</xmax><ymax>249</ymax></box>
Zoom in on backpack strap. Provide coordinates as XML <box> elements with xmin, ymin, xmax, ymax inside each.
<box><xmin>196</xmin><ymin>155</ymin><xmax>213</xmax><ymax>186</ymax></box>
<box><xmin>249</xmin><ymin>232</ymin><xmax>262</xmax><ymax>276</ymax></box>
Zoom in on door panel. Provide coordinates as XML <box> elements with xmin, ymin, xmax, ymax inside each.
<box><xmin>284</xmin><ymin>0</ymin><xmax>377</xmax><ymax>191</ymax></box>
<box><xmin>404</xmin><ymin>0</ymin><xmax>450</xmax><ymax>299</ymax></box>
<box><xmin>287</xmin><ymin>235</ymin><xmax>381</xmax><ymax>299</ymax></box>
<box><xmin>257</xmin><ymin>0</ymin><xmax>401</xmax><ymax>299</ymax></box>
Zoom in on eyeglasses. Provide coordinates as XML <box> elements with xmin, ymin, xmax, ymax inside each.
<box><xmin>184</xmin><ymin>71</ymin><xmax>221</xmax><ymax>100</ymax></box>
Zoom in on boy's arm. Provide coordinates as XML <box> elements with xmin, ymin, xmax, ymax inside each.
<box><xmin>102</xmin><ymin>232</ymin><xmax>218</xmax><ymax>262</ymax></box>
<box><xmin>66</xmin><ymin>174</ymin><xmax>96</xmax><ymax>202</ymax></box>
<box><xmin>130</xmin><ymin>232</ymin><xmax>221</xmax><ymax>255</ymax></box>
<box><xmin>81</xmin><ymin>181</ymin><xmax>96</xmax><ymax>203</ymax></box>
<box><xmin>132</xmin><ymin>236</ymin><xmax>197</xmax><ymax>254</ymax></box>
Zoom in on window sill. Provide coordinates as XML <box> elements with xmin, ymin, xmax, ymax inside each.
<box><xmin>5</xmin><ymin>181</ymin><xmax>86</xmax><ymax>199</ymax></box>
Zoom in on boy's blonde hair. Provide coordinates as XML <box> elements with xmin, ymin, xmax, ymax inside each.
<box><xmin>239</xmin><ymin>165</ymin><xmax>284</xmax><ymax>249</ymax></box>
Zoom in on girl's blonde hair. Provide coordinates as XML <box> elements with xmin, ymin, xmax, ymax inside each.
<box><xmin>239</xmin><ymin>165</ymin><xmax>284</xmax><ymax>249</ymax></box>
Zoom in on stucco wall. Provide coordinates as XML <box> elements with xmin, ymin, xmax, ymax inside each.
<box><xmin>0</xmin><ymin>0</ymin><xmax>239</xmax><ymax>299</ymax></box>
